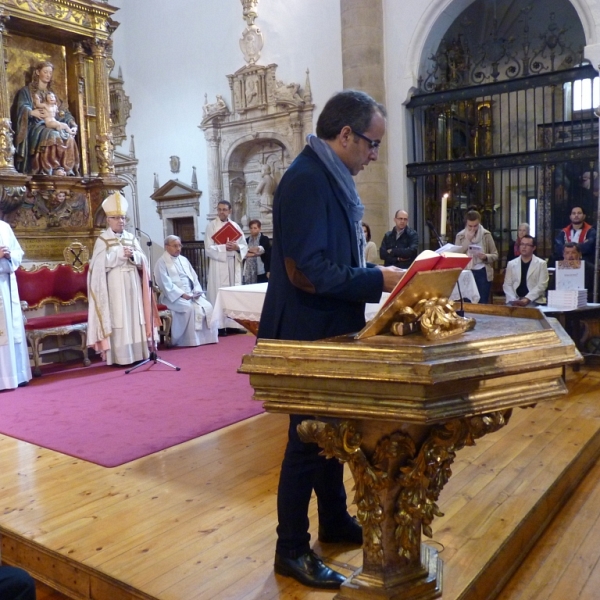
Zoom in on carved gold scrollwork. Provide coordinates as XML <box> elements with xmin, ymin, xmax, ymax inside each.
<box><xmin>11</xmin><ymin>0</ymin><xmax>92</xmax><ymax>27</ymax></box>
<box><xmin>390</xmin><ymin>296</ymin><xmax>476</xmax><ymax>340</ymax></box>
<box><xmin>298</xmin><ymin>409</ymin><xmax>512</xmax><ymax>564</ymax></box>
<box><xmin>0</xmin><ymin>118</ymin><xmax>15</xmax><ymax>170</ymax></box>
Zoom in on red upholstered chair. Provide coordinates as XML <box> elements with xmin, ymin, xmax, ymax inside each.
<box><xmin>153</xmin><ymin>284</ymin><xmax>172</xmax><ymax>347</ymax></box>
<box><xmin>16</xmin><ymin>262</ymin><xmax>90</xmax><ymax>377</ymax></box>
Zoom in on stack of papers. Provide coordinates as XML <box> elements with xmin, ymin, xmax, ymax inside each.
<box><xmin>547</xmin><ymin>289</ymin><xmax>587</xmax><ymax>310</ymax></box>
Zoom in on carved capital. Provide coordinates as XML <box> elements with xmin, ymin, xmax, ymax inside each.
<box><xmin>86</xmin><ymin>37</ymin><xmax>112</xmax><ymax>58</ymax></box>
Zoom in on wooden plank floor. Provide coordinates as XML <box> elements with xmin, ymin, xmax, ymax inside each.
<box><xmin>1</xmin><ymin>365</ymin><xmax>600</xmax><ymax>600</ymax></box>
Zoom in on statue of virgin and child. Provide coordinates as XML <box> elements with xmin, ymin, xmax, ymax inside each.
<box><xmin>12</xmin><ymin>60</ymin><xmax>80</xmax><ymax>177</ymax></box>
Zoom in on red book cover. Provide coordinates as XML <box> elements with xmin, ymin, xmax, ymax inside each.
<box><xmin>211</xmin><ymin>221</ymin><xmax>242</xmax><ymax>245</ymax></box>
<box><xmin>382</xmin><ymin>250</ymin><xmax>470</xmax><ymax>308</ymax></box>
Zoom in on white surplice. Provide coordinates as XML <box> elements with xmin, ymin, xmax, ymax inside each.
<box><xmin>205</xmin><ymin>218</ymin><xmax>247</xmax><ymax>329</ymax></box>
<box><xmin>154</xmin><ymin>251</ymin><xmax>218</xmax><ymax>347</ymax></box>
<box><xmin>0</xmin><ymin>221</ymin><xmax>32</xmax><ymax>390</ymax></box>
<box><xmin>87</xmin><ymin>228</ymin><xmax>150</xmax><ymax>365</ymax></box>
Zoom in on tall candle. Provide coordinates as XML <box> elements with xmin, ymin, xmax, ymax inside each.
<box><xmin>440</xmin><ymin>193</ymin><xmax>448</xmax><ymax>236</ymax></box>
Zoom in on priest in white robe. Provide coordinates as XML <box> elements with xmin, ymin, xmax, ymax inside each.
<box><xmin>87</xmin><ymin>192</ymin><xmax>157</xmax><ymax>366</ymax></box>
<box><xmin>154</xmin><ymin>235</ymin><xmax>218</xmax><ymax>347</ymax></box>
<box><xmin>0</xmin><ymin>221</ymin><xmax>31</xmax><ymax>390</ymax></box>
<box><xmin>205</xmin><ymin>200</ymin><xmax>247</xmax><ymax>330</ymax></box>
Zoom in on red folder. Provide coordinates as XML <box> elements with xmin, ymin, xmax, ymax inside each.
<box><xmin>382</xmin><ymin>250</ymin><xmax>471</xmax><ymax>309</ymax></box>
<box><xmin>211</xmin><ymin>221</ymin><xmax>243</xmax><ymax>245</ymax></box>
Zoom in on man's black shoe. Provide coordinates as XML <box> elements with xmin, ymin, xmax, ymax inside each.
<box><xmin>218</xmin><ymin>328</ymin><xmax>228</xmax><ymax>337</ymax></box>
<box><xmin>318</xmin><ymin>516</ymin><xmax>363</xmax><ymax>545</ymax></box>
<box><xmin>274</xmin><ymin>550</ymin><xmax>345</xmax><ymax>589</ymax></box>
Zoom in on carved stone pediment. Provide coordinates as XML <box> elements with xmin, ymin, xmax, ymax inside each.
<box><xmin>151</xmin><ymin>179</ymin><xmax>200</xmax><ymax>203</ymax></box>
<box><xmin>151</xmin><ymin>178</ymin><xmax>203</xmax><ymax>242</ymax></box>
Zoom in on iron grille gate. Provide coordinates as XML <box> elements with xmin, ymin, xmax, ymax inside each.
<box><xmin>407</xmin><ymin>63</ymin><xmax>599</xmax><ymax>267</ymax></box>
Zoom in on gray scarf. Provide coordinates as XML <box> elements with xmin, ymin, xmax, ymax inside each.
<box><xmin>307</xmin><ymin>134</ymin><xmax>366</xmax><ymax>267</ymax></box>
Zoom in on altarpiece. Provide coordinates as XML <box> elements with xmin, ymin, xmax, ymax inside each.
<box><xmin>0</xmin><ymin>0</ymin><xmax>125</xmax><ymax>262</ymax></box>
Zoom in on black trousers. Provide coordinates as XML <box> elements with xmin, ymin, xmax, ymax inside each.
<box><xmin>275</xmin><ymin>414</ymin><xmax>350</xmax><ymax>558</ymax></box>
<box><xmin>0</xmin><ymin>566</ymin><xmax>36</xmax><ymax>600</ymax></box>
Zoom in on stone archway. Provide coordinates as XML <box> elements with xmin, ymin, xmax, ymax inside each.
<box><xmin>224</xmin><ymin>138</ymin><xmax>290</xmax><ymax>234</ymax></box>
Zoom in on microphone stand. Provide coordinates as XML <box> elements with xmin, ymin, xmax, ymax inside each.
<box><xmin>126</xmin><ymin>227</ymin><xmax>180</xmax><ymax>374</ymax></box>
<box><xmin>426</xmin><ymin>220</ymin><xmax>465</xmax><ymax>316</ymax></box>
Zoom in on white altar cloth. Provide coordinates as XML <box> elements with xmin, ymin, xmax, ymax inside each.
<box><xmin>212</xmin><ymin>270</ymin><xmax>479</xmax><ymax>329</ymax></box>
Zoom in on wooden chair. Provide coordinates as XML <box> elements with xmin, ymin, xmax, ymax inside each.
<box><xmin>16</xmin><ymin>241</ymin><xmax>91</xmax><ymax>376</ymax></box>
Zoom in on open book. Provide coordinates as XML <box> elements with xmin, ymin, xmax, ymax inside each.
<box><xmin>382</xmin><ymin>250</ymin><xmax>471</xmax><ymax>309</ymax></box>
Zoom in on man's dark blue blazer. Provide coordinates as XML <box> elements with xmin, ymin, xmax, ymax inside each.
<box><xmin>258</xmin><ymin>145</ymin><xmax>383</xmax><ymax>342</ymax></box>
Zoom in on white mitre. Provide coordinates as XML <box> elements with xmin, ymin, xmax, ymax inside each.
<box><xmin>102</xmin><ymin>191</ymin><xmax>129</xmax><ymax>217</ymax></box>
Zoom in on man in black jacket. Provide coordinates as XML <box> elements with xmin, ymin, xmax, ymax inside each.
<box><xmin>379</xmin><ymin>209</ymin><xmax>419</xmax><ymax>268</ymax></box>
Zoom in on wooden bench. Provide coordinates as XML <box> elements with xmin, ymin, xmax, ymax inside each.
<box><xmin>16</xmin><ymin>263</ymin><xmax>90</xmax><ymax>376</ymax></box>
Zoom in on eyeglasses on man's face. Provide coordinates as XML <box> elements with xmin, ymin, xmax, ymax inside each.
<box><xmin>351</xmin><ymin>129</ymin><xmax>380</xmax><ymax>150</ymax></box>
<box><xmin>519</xmin><ymin>243</ymin><xmax>534</xmax><ymax>247</ymax></box>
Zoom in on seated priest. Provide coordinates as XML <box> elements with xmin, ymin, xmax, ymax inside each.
<box><xmin>503</xmin><ymin>234</ymin><xmax>549</xmax><ymax>307</ymax></box>
<box><xmin>154</xmin><ymin>235</ymin><xmax>218</xmax><ymax>347</ymax></box>
<box><xmin>87</xmin><ymin>192</ymin><xmax>156</xmax><ymax>366</ymax></box>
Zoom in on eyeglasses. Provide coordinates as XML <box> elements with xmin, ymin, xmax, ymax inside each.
<box><xmin>519</xmin><ymin>243</ymin><xmax>534</xmax><ymax>247</ymax></box>
<box><xmin>108</xmin><ymin>216</ymin><xmax>126</xmax><ymax>221</ymax></box>
<box><xmin>351</xmin><ymin>129</ymin><xmax>380</xmax><ymax>150</ymax></box>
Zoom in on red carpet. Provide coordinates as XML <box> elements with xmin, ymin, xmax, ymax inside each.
<box><xmin>0</xmin><ymin>335</ymin><xmax>262</xmax><ymax>467</ymax></box>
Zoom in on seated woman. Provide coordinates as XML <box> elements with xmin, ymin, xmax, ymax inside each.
<box><xmin>12</xmin><ymin>61</ymin><xmax>80</xmax><ymax>176</ymax></box>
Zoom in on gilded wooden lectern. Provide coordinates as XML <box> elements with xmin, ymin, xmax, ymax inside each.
<box><xmin>239</xmin><ymin>272</ymin><xmax>580</xmax><ymax>600</ymax></box>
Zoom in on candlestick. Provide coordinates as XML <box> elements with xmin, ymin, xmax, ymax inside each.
<box><xmin>440</xmin><ymin>193</ymin><xmax>448</xmax><ymax>237</ymax></box>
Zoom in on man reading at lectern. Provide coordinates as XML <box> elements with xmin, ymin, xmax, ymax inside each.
<box><xmin>87</xmin><ymin>192</ymin><xmax>153</xmax><ymax>366</ymax></box>
<box><xmin>258</xmin><ymin>90</ymin><xmax>403</xmax><ymax>590</ymax></box>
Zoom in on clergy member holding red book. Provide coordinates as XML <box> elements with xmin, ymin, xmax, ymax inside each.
<box><xmin>204</xmin><ymin>200</ymin><xmax>248</xmax><ymax>330</ymax></box>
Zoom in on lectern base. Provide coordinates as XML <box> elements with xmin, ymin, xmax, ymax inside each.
<box><xmin>336</xmin><ymin>544</ymin><xmax>442</xmax><ymax>600</ymax></box>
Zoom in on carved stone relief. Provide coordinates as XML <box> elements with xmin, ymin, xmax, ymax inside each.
<box><xmin>7</xmin><ymin>188</ymin><xmax>90</xmax><ymax>230</ymax></box>
<box><xmin>200</xmin><ymin>64</ymin><xmax>313</xmax><ymax>236</ymax></box>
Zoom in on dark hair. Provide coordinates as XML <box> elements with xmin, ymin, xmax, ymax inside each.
<box><xmin>217</xmin><ymin>200</ymin><xmax>231</xmax><ymax>209</ymax></box>
<box><xmin>571</xmin><ymin>206</ymin><xmax>586</xmax><ymax>215</ymax></box>
<box><xmin>465</xmin><ymin>210</ymin><xmax>481</xmax><ymax>222</ymax></box>
<box><xmin>564</xmin><ymin>241</ymin><xmax>582</xmax><ymax>254</ymax></box>
<box><xmin>522</xmin><ymin>234</ymin><xmax>536</xmax><ymax>246</ymax></box>
<box><xmin>248</xmin><ymin>219</ymin><xmax>262</xmax><ymax>228</ymax></box>
<box><xmin>316</xmin><ymin>90</ymin><xmax>386</xmax><ymax>140</ymax></box>
<box><xmin>362</xmin><ymin>222</ymin><xmax>372</xmax><ymax>242</ymax></box>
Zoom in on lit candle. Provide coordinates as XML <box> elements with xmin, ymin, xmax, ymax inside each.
<box><xmin>440</xmin><ymin>193</ymin><xmax>448</xmax><ymax>236</ymax></box>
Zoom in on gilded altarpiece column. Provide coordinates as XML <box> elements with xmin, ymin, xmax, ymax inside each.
<box><xmin>0</xmin><ymin>9</ymin><xmax>28</xmax><ymax>214</ymax></box>
<box><xmin>86</xmin><ymin>37</ymin><xmax>115</xmax><ymax>178</ymax></box>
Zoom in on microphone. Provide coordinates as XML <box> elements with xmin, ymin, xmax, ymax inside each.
<box><xmin>426</xmin><ymin>222</ymin><xmax>465</xmax><ymax>316</ymax></box>
<box><xmin>135</xmin><ymin>227</ymin><xmax>153</xmax><ymax>247</ymax></box>
<box><xmin>426</xmin><ymin>220</ymin><xmax>444</xmax><ymax>249</ymax></box>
